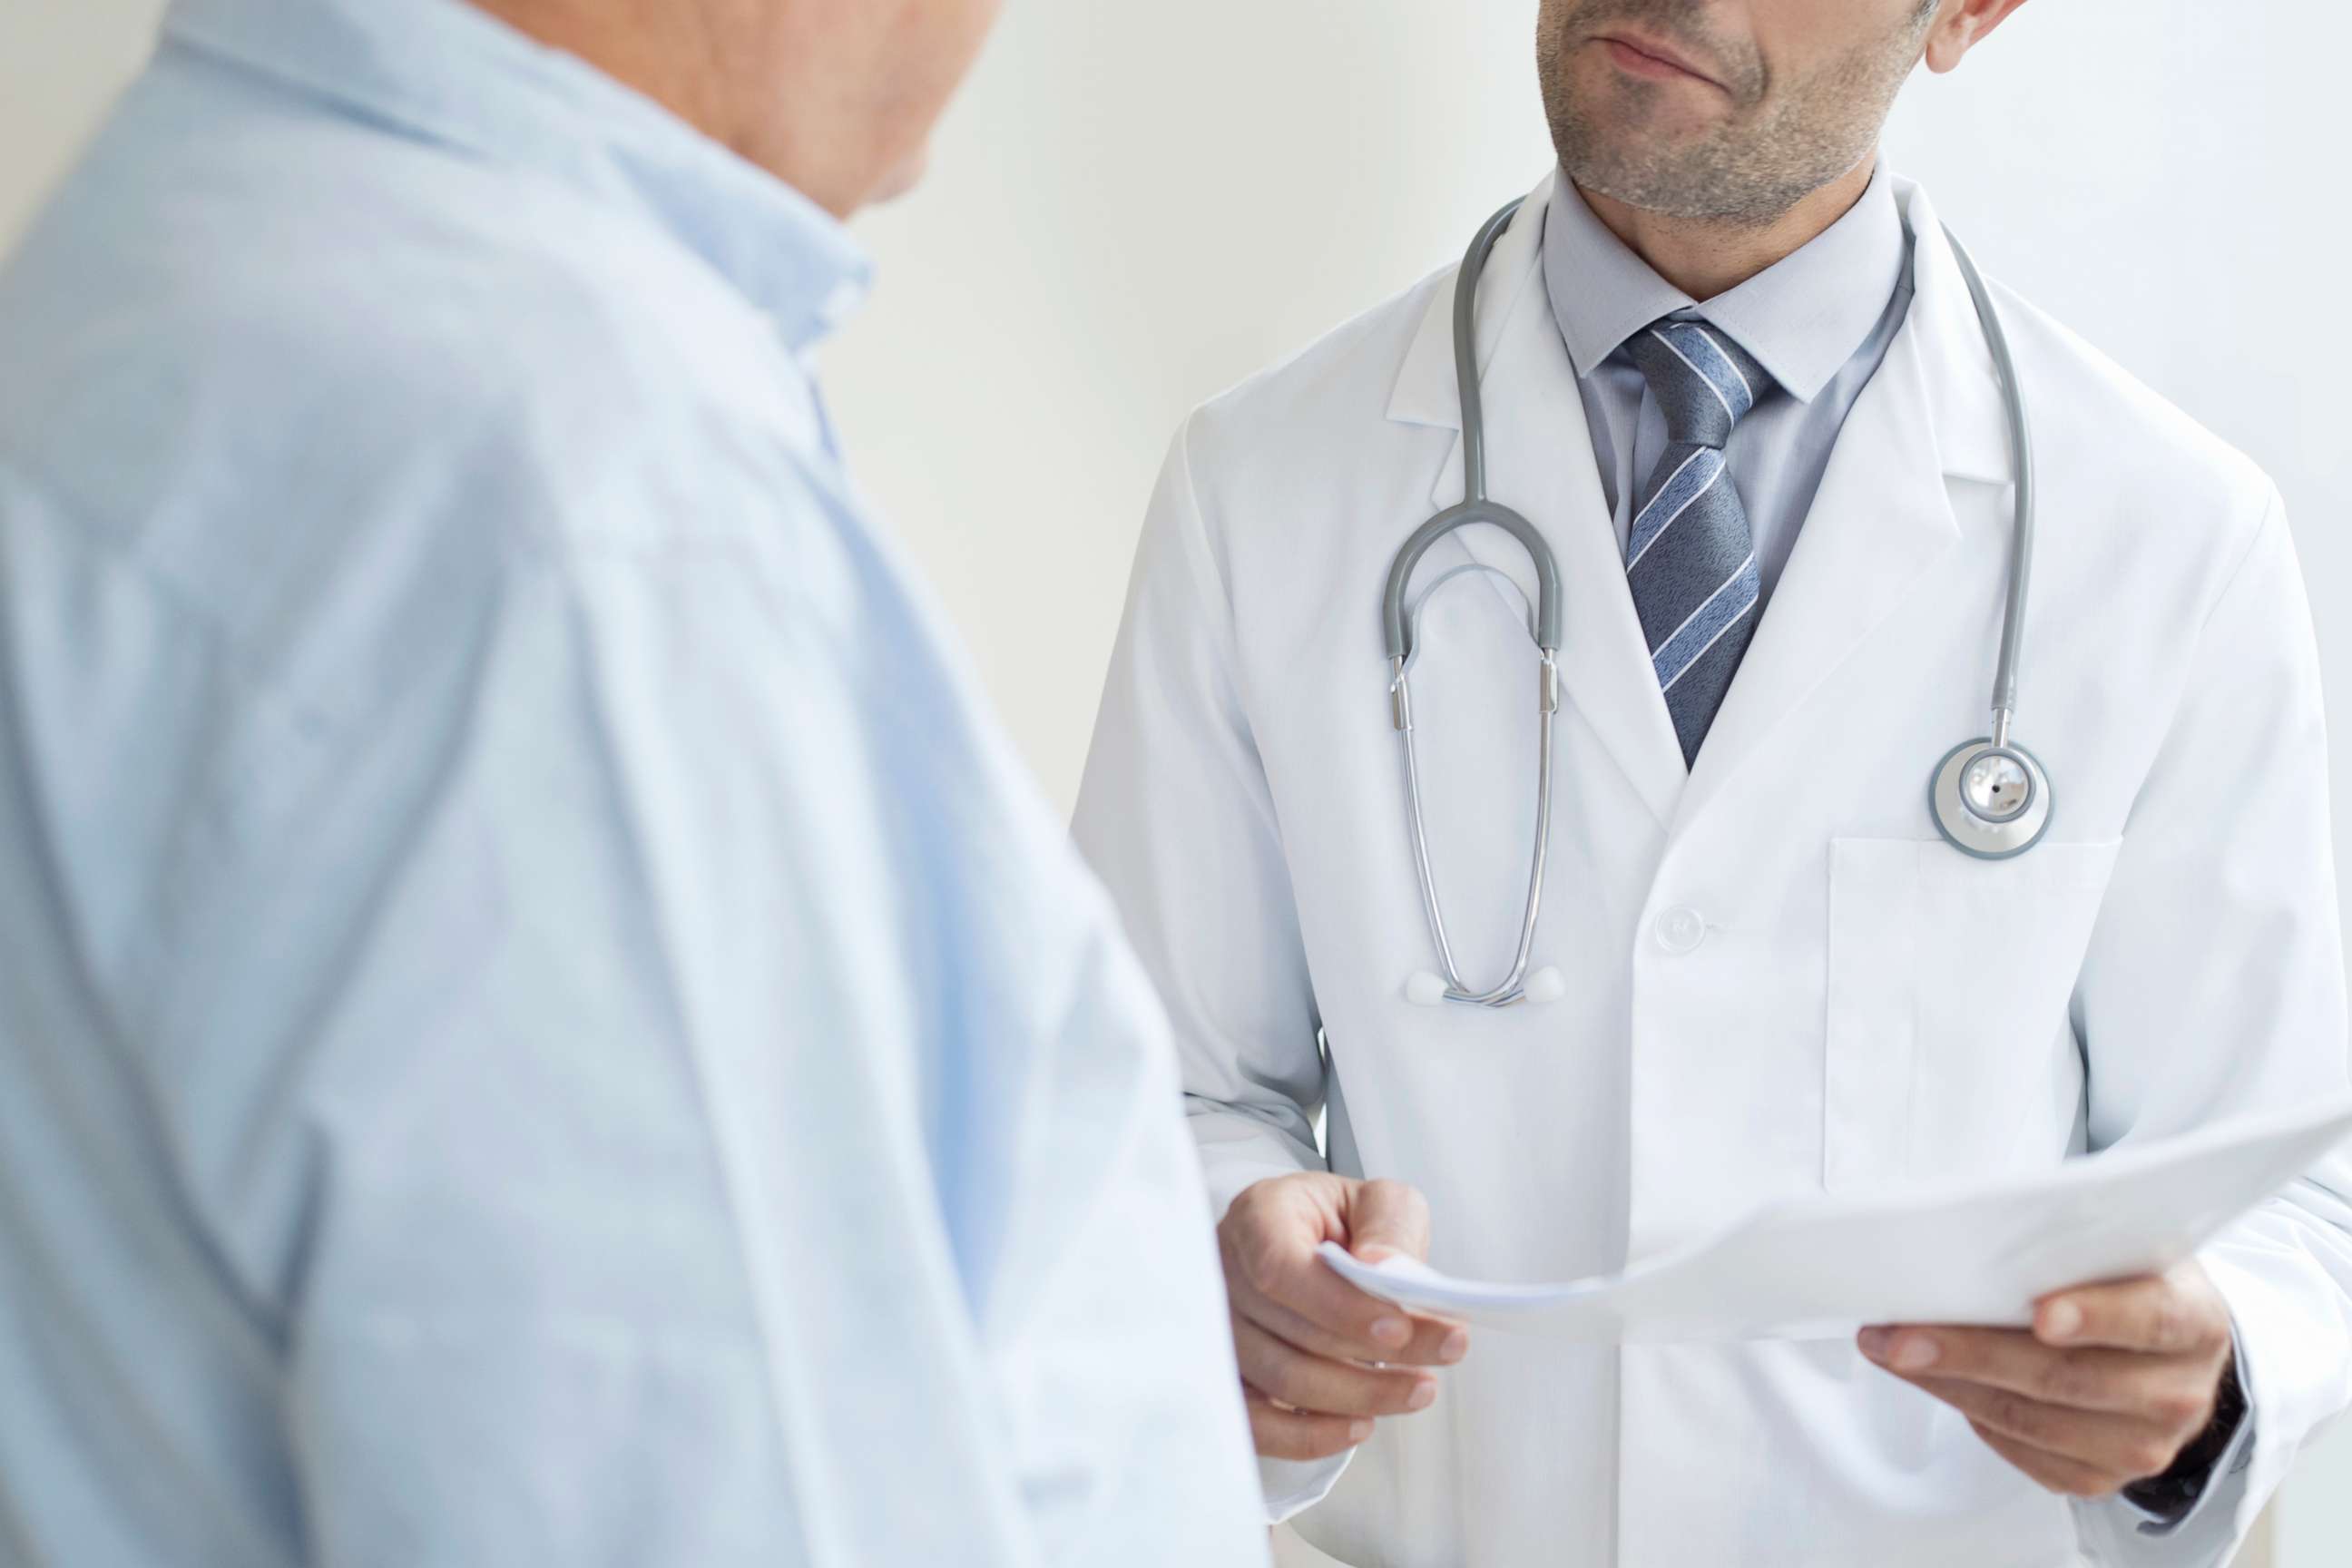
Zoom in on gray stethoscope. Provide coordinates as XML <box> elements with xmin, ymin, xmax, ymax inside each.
<box><xmin>1385</xmin><ymin>197</ymin><xmax>2050</xmax><ymax>1009</ymax></box>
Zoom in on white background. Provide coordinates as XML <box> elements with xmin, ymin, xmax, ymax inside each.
<box><xmin>4</xmin><ymin>2</ymin><xmax>2346</xmax><ymax>1561</ymax></box>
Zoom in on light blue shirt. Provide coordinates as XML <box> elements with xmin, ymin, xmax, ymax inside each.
<box><xmin>0</xmin><ymin>1</ymin><xmax>1266</xmax><ymax>1563</ymax></box>
<box><xmin>1544</xmin><ymin>162</ymin><xmax>1912</xmax><ymax>611</ymax></box>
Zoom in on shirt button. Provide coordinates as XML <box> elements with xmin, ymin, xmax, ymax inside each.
<box><xmin>1654</xmin><ymin>906</ymin><xmax>1707</xmax><ymax>955</ymax></box>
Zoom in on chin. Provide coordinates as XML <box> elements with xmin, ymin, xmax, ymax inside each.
<box><xmin>867</xmin><ymin>146</ymin><xmax>932</xmax><ymax>208</ymax></box>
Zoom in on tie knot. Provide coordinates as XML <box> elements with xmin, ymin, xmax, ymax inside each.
<box><xmin>1628</xmin><ymin>318</ymin><xmax>1771</xmax><ymax>448</ymax></box>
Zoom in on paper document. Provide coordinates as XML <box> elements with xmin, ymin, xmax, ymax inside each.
<box><xmin>1320</xmin><ymin>1102</ymin><xmax>2352</xmax><ymax>1342</ymax></box>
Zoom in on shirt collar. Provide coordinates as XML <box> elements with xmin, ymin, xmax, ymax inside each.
<box><xmin>1544</xmin><ymin>160</ymin><xmax>1905</xmax><ymax>404</ymax></box>
<box><xmin>162</xmin><ymin>0</ymin><xmax>873</xmax><ymax>352</ymax></box>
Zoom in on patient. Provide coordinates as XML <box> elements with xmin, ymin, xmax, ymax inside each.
<box><xmin>0</xmin><ymin>0</ymin><xmax>1264</xmax><ymax>1562</ymax></box>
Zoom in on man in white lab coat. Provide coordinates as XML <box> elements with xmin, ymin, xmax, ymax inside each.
<box><xmin>1074</xmin><ymin>0</ymin><xmax>2352</xmax><ymax>1563</ymax></box>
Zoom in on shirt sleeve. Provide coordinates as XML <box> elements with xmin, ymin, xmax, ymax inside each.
<box><xmin>1072</xmin><ymin>416</ymin><xmax>1346</xmax><ymax>1518</ymax></box>
<box><xmin>2063</xmin><ymin>489</ymin><xmax>2352</xmax><ymax>1567</ymax></box>
<box><xmin>2116</xmin><ymin>1326</ymin><xmax>2253</xmax><ymax>1535</ymax></box>
<box><xmin>1074</xmin><ymin>416</ymin><xmax>1328</xmax><ymax>1216</ymax></box>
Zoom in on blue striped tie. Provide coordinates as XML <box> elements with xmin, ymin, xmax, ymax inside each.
<box><xmin>1624</xmin><ymin>317</ymin><xmax>1773</xmax><ymax>766</ymax></box>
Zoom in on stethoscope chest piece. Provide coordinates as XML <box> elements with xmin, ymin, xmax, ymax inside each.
<box><xmin>1929</xmin><ymin>737</ymin><xmax>2053</xmax><ymax>860</ymax></box>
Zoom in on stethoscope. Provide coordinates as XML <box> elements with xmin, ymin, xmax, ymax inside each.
<box><xmin>1385</xmin><ymin>197</ymin><xmax>2050</xmax><ymax>1010</ymax></box>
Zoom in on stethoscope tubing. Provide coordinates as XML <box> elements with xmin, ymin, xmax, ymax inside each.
<box><xmin>1939</xmin><ymin>227</ymin><xmax>2035</xmax><ymax>738</ymax></box>
<box><xmin>1387</xmin><ymin>195</ymin><xmax>2045</xmax><ymax>1008</ymax></box>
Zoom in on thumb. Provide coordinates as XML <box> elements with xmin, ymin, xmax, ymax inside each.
<box><xmin>1345</xmin><ymin>1178</ymin><xmax>1432</xmax><ymax>1265</ymax></box>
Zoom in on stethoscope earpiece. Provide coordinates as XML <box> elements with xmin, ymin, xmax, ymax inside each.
<box><xmin>1404</xmin><ymin>965</ymin><xmax>1565</xmax><ymax>1008</ymax></box>
<box><xmin>1405</xmin><ymin>971</ymin><xmax>1452</xmax><ymax>1007</ymax></box>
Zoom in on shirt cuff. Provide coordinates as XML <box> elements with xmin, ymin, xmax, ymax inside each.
<box><xmin>2121</xmin><ymin>1323</ymin><xmax>2255</xmax><ymax>1539</ymax></box>
<box><xmin>1259</xmin><ymin>1450</ymin><xmax>1352</xmax><ymax>1523</ymax></box>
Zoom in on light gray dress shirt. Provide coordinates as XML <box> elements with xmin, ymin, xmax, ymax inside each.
<box><xmin>1543</xmin><ymin>161</ymin><xmax>1913</xmax><ymax>611</ymax></box>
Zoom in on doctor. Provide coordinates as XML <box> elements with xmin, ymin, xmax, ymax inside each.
<box><xmin>1074</xmin><ymin>0</ymin><xmax>2352</xmax><ymax>1563</ymax></box>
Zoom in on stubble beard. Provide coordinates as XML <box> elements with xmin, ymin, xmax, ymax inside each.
<box><xmin>1538</xmin><ymin>0</ymin><xmax>1927</xmax><ymax>228</ymax></box>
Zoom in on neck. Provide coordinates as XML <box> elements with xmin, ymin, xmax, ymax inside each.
<box><xmin>466</xmin><ymin>0</ymin><xmax>875</xmax><ymax>216</ymax></box>
<box><xmin>468</xmin><ymin>0</ymin><xmax>730</xmax><ymax>135</ymax></box>
<box><xmin>1577</xmin><ymin>158</ymin><xmax>1876</xmax><ymax>301</ymax></box>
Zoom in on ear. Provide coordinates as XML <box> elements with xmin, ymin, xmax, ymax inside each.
<box><xmin>1922</xmin><ymin>0</ymin><xmax>2034</xmax><ymax>75</ymax></box>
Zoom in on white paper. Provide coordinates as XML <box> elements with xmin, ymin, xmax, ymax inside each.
<box><xmin>1319</xmin><ymin>1102</ymin><xmax>2352</xmax><ymax>1342</ymax></box>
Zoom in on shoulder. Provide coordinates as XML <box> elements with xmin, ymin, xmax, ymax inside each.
<box><xmin>0</xmin><ymin>60</ymin><xmax>815</xmax><ymax>566</ymax></box>
<box><xmin>1984</xmin><ymin>275</ymin><xmax>2279</xmax><ymax>554</ymax></box>
<box><xmin>1971</xmin><ymin>272</ymin><xmax>2291</xmax><ymax>652</ymax></box>
<box><xmin>0</xmin><ymin>64</ymin><xmax>845</xmax><ymax>735</ymax></box>
<box><xmin>1175</xmin><ymin>261</ymin><xmax>1456</xmax><ymax>505</ymax></box>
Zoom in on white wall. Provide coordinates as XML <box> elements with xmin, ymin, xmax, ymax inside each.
<box><xmin>4</xmin><ymin>1</ymin><xmax>2347</xmax><ymax>1560</ymax></box>
<box><xmin>0</xmin><ymin>5</ymin><xmax>162</xmax><ymax>257</ymax></box>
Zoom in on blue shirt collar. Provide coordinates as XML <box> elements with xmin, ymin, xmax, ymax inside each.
<box><xmin>1544</xmin><ymin>160</ymin><xmax>1905</xmax><ymax>405</ymax></box>
<box><xmin>162</xmin><ymin>0</ymin><xmax>873</xmax><ymax>352</ymax></box>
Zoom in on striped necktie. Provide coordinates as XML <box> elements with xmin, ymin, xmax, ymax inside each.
<box><xmin>1624</xmin><ymin>317</ymin><xmax>1774</xmax><ymax>767</ymax></box>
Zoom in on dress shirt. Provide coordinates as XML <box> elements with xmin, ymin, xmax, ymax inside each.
<box><xmin>0</xmin><ymin>0</ymin><xmax>1266</xmax><ymax>1563</ymax></box>
<box><xmin>1544</xmin><ymin>160</ymin><xmax>1911</xmax><ymax>611</ymax></box>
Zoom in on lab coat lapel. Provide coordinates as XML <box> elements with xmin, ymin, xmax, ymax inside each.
<box><xmin>1387</xmin><ymin>172</ymin><xmax>1688</xmax><ymax>829</ymax></box>
<box><xmin>1672</xmin><ymin>188</ymin><xmax>2005</xmax><ymax>833</ymax></box>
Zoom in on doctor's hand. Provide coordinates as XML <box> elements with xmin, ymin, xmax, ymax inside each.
<box><xmin>1218</xmin><ymin>1173</ymin><xmax>1468</xmax><ymax>1462</ymax></box>
<box><xmin>1860</xmin><ymin>1260</ymin><xmax>2237</xmax><ymax>1500</ymax></box>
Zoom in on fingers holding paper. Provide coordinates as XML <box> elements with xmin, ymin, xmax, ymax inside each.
<box><xmin>1219</xmin><ymin>1173</ymin><xmax>1468</xmax><ymax>1460</ymax></box>
<box><xmin>1859</xmin><ymin>1260</ymin><xmax>2235</xmax><ymax>1498</ymax></box>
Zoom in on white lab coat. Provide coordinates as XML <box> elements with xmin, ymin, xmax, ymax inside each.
<box><xmin>1073</xmin><ymin>171</ymin><xmax>2352</xmax><ymax>1567</ymax></box>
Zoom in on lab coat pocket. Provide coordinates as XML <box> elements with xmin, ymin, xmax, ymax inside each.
<box><xmin>1825</xmin><ymin>838</ymin><xmax>2122</xmax><ymax>1193</ymax></box>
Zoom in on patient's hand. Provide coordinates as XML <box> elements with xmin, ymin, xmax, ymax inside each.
<box><xmin>1218</xmin><ymin>1173</ymin><xmax>1468</xmax><ymax>1462</ymax></box>
<box><xmin>1859</xmin><ymin>1259</ymin><xmax>2236</xmax><ymax>1500</ymax></box>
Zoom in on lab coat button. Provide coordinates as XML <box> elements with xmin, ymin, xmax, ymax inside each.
<box><xmin>1654</xmin><ymin>906</ymin><xmax>1707</xmax><ymax>955</ymax></box>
